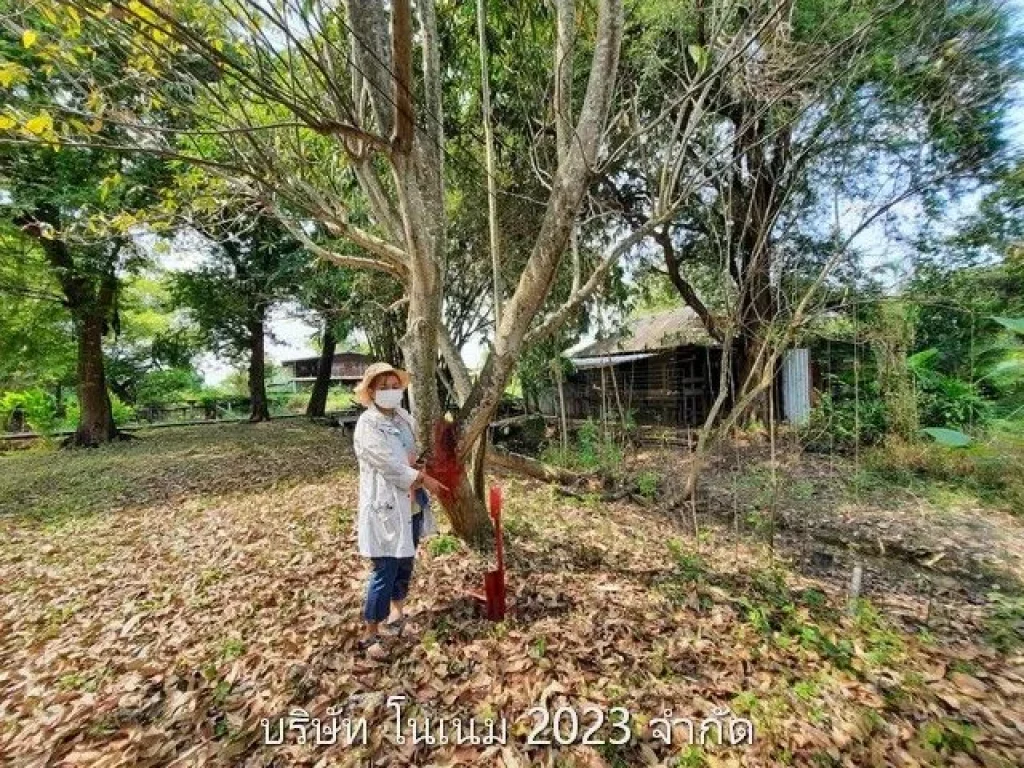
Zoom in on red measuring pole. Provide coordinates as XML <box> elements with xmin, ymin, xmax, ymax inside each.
<box><xmin>483</xmin><ymin>485</ymin><xmax>506</xmax><ymax>621</ymax></box>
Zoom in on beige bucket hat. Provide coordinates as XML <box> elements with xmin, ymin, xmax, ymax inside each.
<box><xmin>353</xmin><ymin>361</ymin><xmax>411</xmax><ymax>407</ymax></box>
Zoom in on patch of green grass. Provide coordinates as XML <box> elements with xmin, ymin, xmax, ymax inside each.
<box><xmin>731</xmin><ymin>690</ymin><xmax>759</xmax><ymax>715</ymax></box>
<box><xmin>37</xmin><ymin>602</ymin><xmax>80</xmax><ymax>641</ymax></box>
<box><xmin>985</xmin><ymin>591</ymin><xmax>1024</xmax><ymax>651</ymax></box>
<box><xmin>428</xmin><ymin>615</ymin><xmax>452</xmax><ymax>643</ymax></box>
<box><xmin>795</xmin><ymin>587</ymin><xmax>835</xmax><ymax>621</ymax></box>
<box><xmin>948</xmin><ymin>658</ymin><xmax>980</xmax><ymax>675</ymax></box>
<box><xmin>918</xmin><ymin>719</ymin><xmax>979</xmax><ymax>757</ymax></box>
<box><xmin>86</xmin><ymin>715</ymin><xmax>119</xmax><ymax>737</ymax></box>
<box><xmin>0</xmin><ymin>422</ymin><xmax>354</xmax><ymax>525</ymax></box>
<box><xmin>529</xmin><ymin>635</ymin><xmax>547</xmax><ymax>659</ymax></box>
<box><xmin>863</xmin><ymin>434</ymin><xmax>1024</xmax><ymax>512</ymax></box>
<box><xmin>788</xmin><ymin>478</ymin><xmax>816</xmax><ymax>501</ymax></box>
<box><xmin>219</xmin><ymin>637</ymin><xmax>246</xmax><ymax>661</ymax></box>
<box><xmin>540</xmin><ymin>419</ymin><xmax>624</xmax><ymax>473</ymax></box>
<box><xmin>198</xmin><ymin>567</ymin><xmax>225</xmax><ymax>591</ymax></box>
<box><xmin>791</xmin><ymin>678</ymin><xmax>820</xmax><ymax>702</ymax></box>
<box><xmin>502</xmin><ymin>513</ymin><xmax>537</xmax><ymax>541</ymax></box>
<box><xmin>738</xmin><ymin>586</ymin><xmax>855</xmax><ymax>670</ymax></box>
<box><xmin>860</xmin><ymin>707</ymin><xmax>886</xmax><ymax>735</ymax></box>
<box><xmin>635</xmin><ymin>470</ymin><xmax>662</xmax><ymax>499</ymax></box>
<box><xmin>595</xmin><ymin>742</ymin><xmax>631</xmax><ymax>768</ymax></box>
<box><xmin>57</xmin><ymin>672</ymin><xmax>98</xmax><ymax>692</ymax></box>
<box><xmin>330</xmin><ymin>507</ymin><xmax>353</xmax><ymax>533</ymax></box>
<box><xmin>666</xmin><ymin>540</ymin><xmax>706</xmax><ymax>583</ymax></box>
<box><xmin>674</xmin><ymin>746</ymin><xmax>708</xmax><ymax>768</ymax></box>
<box><xmin>427</xmin><ymin>533</ymin><xmax>461</xmax><ymax>557</ymax></box>
<box><xmin>851</xmin><ymin>599</ymin><xmax>905</xmax><ymax>667</ymax></box>
<box><xmin>212</xmin><ymin>679</ymin><xmax>232</xmax><ymax>707</ymax></box>
<box><xmin>420</xmin><ymin>629</ymin><xmax>439</xmax><ymax>649</ymax></box>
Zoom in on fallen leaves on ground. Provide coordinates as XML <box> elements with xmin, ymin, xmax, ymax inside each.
<box><xmin>0</xmin><ymin>422</ymin><xmax>1022</xmax><ymax>767</ymax></box>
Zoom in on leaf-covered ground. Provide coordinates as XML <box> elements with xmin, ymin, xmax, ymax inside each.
<box><xmin>1</xmin><ymin>422</ymin><xmax>1022</xmax><ymax>767</ymax></box>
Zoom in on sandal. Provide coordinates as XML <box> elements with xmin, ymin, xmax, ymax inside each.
<box><xmin>357</xmin><ymin>635</ymin><xmax>388</xmax><ymax>660</ymax></box>
<box><xmin>382</xmin><ymin>617</ymin><xmax>406</xmax><ymax>637</ymax></box>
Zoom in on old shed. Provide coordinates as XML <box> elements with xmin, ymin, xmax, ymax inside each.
<box><xmin>542</xmin><ymin>306</ymin><xmax>725</xmax><ymax>427</ymax></box>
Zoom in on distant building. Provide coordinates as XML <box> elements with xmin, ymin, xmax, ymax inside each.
<box><xmin>540</xmin><ymin>306</ymin><xmax>723</xmax><ymax>427</ymax></box>
<box><xmin>280</xmin><ymin>351</ymin><xmax>373</xmax><ymax>392</ymax></box>
<box><xmin>539</xmin><ymin>306</ymin><xmax>812</xmax><ymax>427</ymax></box>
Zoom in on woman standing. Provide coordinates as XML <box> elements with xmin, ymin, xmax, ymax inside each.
<box><xmin>352</xmin><ymin>362</ymin><xmax>446</xmax><ymax>660</ymax></box>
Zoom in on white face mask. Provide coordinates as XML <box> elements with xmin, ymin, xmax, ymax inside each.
<box><xmin>373</xmin><ymin>388</ymin><xmax>404</xmax><ymax>409</ymax></box>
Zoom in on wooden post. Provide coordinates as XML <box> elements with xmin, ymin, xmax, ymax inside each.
<box><xmin>609</xmin><ymin>364</ymin><xmax>624</xmax><ymax>425</ymax></box>
<box><xmin>554</xmin><ymin>359</ymin><xmax>568</xmax><ymax>452</ymax></box>
<box><xmin>600</xmin><ymin>366</ymin><xmax>609</xmax><ymax>444</ymax></box>
<box><xmin>848</xmin><ymin>562</ymin><xmax>864</xmax><ymax>614</ymax></box>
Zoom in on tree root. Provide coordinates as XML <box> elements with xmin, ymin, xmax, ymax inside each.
<box><xmin>485</xmin><ymin>446</ymin><xmax>584</xmax><ymax>484</ymax></box>
<box><xmin>60</xmin><ymin>429</ymin><xmax>135</xmax><ymax>449</ymax></box>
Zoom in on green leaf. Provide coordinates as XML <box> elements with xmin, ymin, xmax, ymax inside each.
<box><xmin>907</xmin><ymin>348</ymin><xmax>940</xmax><ymax>374</ymax></box>
<box><xmin>921</xmin><ymin>427</ymin><xmax>972</xmax><ymax>447</ymax></box>
<box><xmin>992</xmin><ymin>317</ymin><xmax>1024</xmax><ymax>336</ymax></box>
<box><xmin>687</xmin><ymin>44</ymin><xmax>709</xmax><ymax>73</ymax></box>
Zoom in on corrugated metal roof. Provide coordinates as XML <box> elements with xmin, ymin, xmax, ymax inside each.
<box><xmin>569</xmin><ymin>352</ymin><xmax>657</xmax><ymax>370</ymax></box>
<box><xmin>571</xmin><ymin>306</ymin><xmax>717</xmax><ymax>358</ymax></box>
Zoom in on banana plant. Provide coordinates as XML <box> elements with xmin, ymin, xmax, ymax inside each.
<box><xmin>913</xmin><ymin>316</ymin><xmax>1024</xmax><ymax>446</ymax></box>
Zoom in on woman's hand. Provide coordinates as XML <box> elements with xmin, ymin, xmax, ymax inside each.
<box><xmin>417</xmin><ymin>471</ymin><xmax>448</xmax><ymax>497</ymax></box>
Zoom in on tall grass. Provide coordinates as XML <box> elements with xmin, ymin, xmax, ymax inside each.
<box><xmin>864</xmin><ymin>425</ymin><xmax>1024</xmax><ymax>512</ymax></box>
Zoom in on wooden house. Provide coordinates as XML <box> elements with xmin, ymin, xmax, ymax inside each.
<box><xmin>539</xmin><ymin>305</ymin><xmax>816</xmax><ymax>428</ymax></box>
<box><xmin>280</xmin><ymin>351</ymin><xmax>373</xmax><ymax>392</ymax></box>
<box><xmin>543</xmin><ymin>306</ymin><xmax>725</xmax><ymax>427</ymax></box>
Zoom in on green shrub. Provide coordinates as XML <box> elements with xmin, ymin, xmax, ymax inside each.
<box><xmin>801</xmin><ymin>382</ymin><xmax>888</xmax><ymax>451</ymax></box>
<box><xmin>427</xmin><ymin>534</ymin><xmax>461</xmax><ymax>556</ymax></box>
<box><xmin>0</xmin><ymin>389</ymin><xmax>59</xmax><ymax>434</ymax></box>
<box><xmin>325</xmin><ymin>389</ymin><xmax>355</xmax><ymax>411</ymax></box>
<box><xmin>135</xmin><ymin>368</ymin><xmax>204</xmax><ymax>405</ymax></box>
<box><xmin>985</xmin><ymin>591</ymin><xmax>1024</xmax><ymax>651</ymax></box>
<box><xmin>909</xmin><ymin>349</ymin><xmax>994</xmax><ymax>429</ymax></box>
<box><xmin>541</xmin><ymin>419</ymin><xmax>623</xmax><ymax>472</ymax></box>
<box><xmin>61</xmin><ymin>392</ymin><xmax>137</xmax><ymax>429</ymax></box>
<box><xmin>110</xmin><ymin>393</ymin><xmax>136</xmax><ymax>424</ymax></box>
<box><xmin>282</xmin><ymin>392</ymin><xmax>310</xmax><ymax>414</ymax></box>
<box><xmin>635</xmin><ymin>470</ymin><xmax>662</xmax><ymax>498</ymax></box>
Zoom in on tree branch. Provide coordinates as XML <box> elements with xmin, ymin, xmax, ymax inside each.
<box><xmin>657</xmin><ymin>225</ymin><xmax>723</xmax><ymax>342</ymax></box>
<box><xmin>274</xmin><ymin>212</ymin><xmax>407</xmax><ymax>279</ymax></box>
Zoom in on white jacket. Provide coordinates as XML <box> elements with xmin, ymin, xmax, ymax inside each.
<box><xmin>353</xmin><ymin>405</ymin><xmax>438</xmax><ymax>558</ymax></box>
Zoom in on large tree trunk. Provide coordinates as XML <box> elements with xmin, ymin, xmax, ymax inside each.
<box><xmin>247</xmin><ymin>313</ymin><xmax>271</xmax><ymax>422</ymax></box>
<box><xmin>725</xmin><ymin>107</ymin><xmax>787</xmax><ymax>426</ymax></box>
<box><xmin>733</xmin><ymin>293</ymin><xmax>775</xmax><ymax>426</ymax></box>
<box><xmin>71</xmin><ymin>309</ymin><xmax>117</xmax><ymax>447</ymax></box>
<box><xmin>345</xmin><ymin>0</ymin><xmax>623</xmax><ymax>547</ymax></box>
<box><xmin>306</xmin><ymin>320</ymin><xmax>337</xmax><ymax>418</ymax></box>
<box><xmin>23</xmin><ymin>206</ymin><xmax>120</xmax><ymax>447</ymax></box>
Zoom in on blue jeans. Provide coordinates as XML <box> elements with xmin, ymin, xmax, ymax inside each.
<box><xmin>363</xmin><ymin>511</ymin><xmax>424</xmax><ymax>623</ymax></box>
